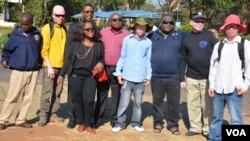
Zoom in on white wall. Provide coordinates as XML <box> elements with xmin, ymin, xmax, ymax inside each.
<box><xmin>7</xmin><ymin>0</ymin><xmax>22</xmax><ymax>3</ymax></box>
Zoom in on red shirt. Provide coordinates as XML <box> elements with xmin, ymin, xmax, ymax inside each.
<box><xmin>100</xmin><ymin>27</ymin><xmax>130</xmax><ymax>66</ymax></box>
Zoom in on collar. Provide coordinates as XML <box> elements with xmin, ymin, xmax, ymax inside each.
<box><xmin>223</xmin><ymin>35</ymin><xmax>241</xmax><ymax>44</ymax></box>
<box><xmin>129</xmin><ymin>33</ymin><xmax>147</xmax><ymax>40</ymax></box>
<box><xmin>109</xmin><ymin>27</ymin><xmax>123</xmax><ymax>34</ymax></box>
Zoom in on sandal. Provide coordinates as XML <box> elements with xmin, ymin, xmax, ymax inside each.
<box><xmin>170</xmin><ymin>127</ymin><xmax>180</xmax><ymax>135</ymax></box>
<box><xmin>153</xmin><ymin>125</ymin><xmax>162</xmax><ymax>133</ymax></box>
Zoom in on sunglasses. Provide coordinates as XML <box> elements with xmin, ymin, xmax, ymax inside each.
<box><xmin>162</xmin><ymin>20</ymin><xmax>174</xmax><ymax>25</ymax></box>
<box><xmin>225</xmin><ymin>25</ymin><xmax>238</xmax><ymax>30</ymax></box>
<box><xmin>83</xmin><ymin>11</ymin><xmax>94</xmax><ymax>14</ymax></box>
<box><xmin>83</xmin><ymin>28</ymin><xmax>94</xmax><ymax>32</ymax></box>
<box><xmin>54</xmin><ymin>14</ymin><xmax>65</xmax><ymax>18</ymax></box>
<box><xmin>193</xmin><ymin>20</ymin><xmax>205</xmax><ymax>24</ymax></box>
<box><xmin>112</xmin><ymin>18</ymin><xmax>122</xmax><ymax>22</ymax></box>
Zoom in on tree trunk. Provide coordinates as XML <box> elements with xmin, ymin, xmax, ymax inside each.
<box><xmin>42</xmin><ymin>0</ymin><xmax>47</xmax><ymax>25</ymax></box>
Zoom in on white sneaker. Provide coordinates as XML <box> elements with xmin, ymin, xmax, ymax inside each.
<box><xmin>112</xmin><ymin>126</ymin><xmax>122</xmax><ymax>132</ymax></box>
<box><xmin>131</xmin><ymin>125</ymin><xmax>144</xmax><ymax>132</ymax></box>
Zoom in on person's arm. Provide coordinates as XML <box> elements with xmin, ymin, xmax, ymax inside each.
<box><xmin>1</xmin><ymin>32</ymin><xmax>15</xmax><ymax>68</ymax></box>
<box><xmin>238</xmin><ymin>39</ymin><xmax>250</xmax><ymax>95</ymax></box>
<box><xmin>57</xmin><ymin>42</ymin><xmax>75</xmax><ymax>85</ymax></box>
<box><xmin>208</xmin><ymin>42</ymin><xmax>219</xmax><ymax>97</ymax></box>
<box><xmin>93</xmin><ymin>42</ymin><xmax>104</xmax><ymax>73</ymax></box>
<box><xmin>180</xmin><ymin>39</ymin><xmax>187</xmax><ymax>89</ymax></box>
<box><xmin>40</xmin><ymin>24</ymin><xmax>55</xmax><ymax>79</ymax></box>
<box><xmin>208</xmin><ymin>28</ymin><xmax>219</xmax><ymax>39</ymax></box>
<box><xmin>145</xmin><ymin>40</ymin><xmax>152</xmax><ymax>86</ymax></box>
<box><xmin>114</xmin><ymin>37</ymin><xmax>128</xmax><ymax>84</ymax></box>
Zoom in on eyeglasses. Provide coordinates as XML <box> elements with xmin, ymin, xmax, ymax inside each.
<box><xmin>162</xmin><ymin>20</ymin><xmax>174</xmax><ymax>25</ymax></box>
<box><xmin>112</xmin><ymin>18</ymin><xmax>122</xmax><ymax>22</ymax></box>
<box><xmin>193</xmin><ymin>20</ymin><xmax>205</xmax><ymax>24</ymax></box>
<box><xmin>83</xmin><ymin>28</ymin><xmax>94</xmax><ymax>32</ymax></box>
<box><xmin>225</xmin><ymin>25</ymin><xmax>238</xmax><ymax>30</ymax></box>
<box><xmin>83</xmin><ymin>11</ymin><xmax>94</xmax><ymax>14</ymax></box>
<box><xmin>54</xmin><ymin>14</ymin><xmax>65</xmax><ymax>18</ymax></box>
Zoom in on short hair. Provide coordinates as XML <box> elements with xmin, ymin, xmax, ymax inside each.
<box><xmin>20</xmin><ymin>12</ymin><xmax>34</xmax><ymax>22</ymax></box>
<box><xmin>109</xmin><ymin>12</ymin><xmax>122</xmax><ymax>20</ymax></box>
<box><xmin>52</xmin><ymin>5</ymin><xmax>65</xmax><ymax>14</ymax></box>
<box><xmin>82</xmin><ymin>3</ymin><xmax>94</xmax><ymax>11</ymax></box>
<box><xmin>161</xmin><ymin>14</ymin><xmax>173</xmax><ymax>20</ymax></box>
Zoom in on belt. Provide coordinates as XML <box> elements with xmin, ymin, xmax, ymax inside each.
<box><xmin>106</xmin><ymin>65</ymin><xmax>116</xmax><ymax>69</ymax></box>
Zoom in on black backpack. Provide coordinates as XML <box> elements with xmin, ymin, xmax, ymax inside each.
<box><xmin>49</xmin><ymin>21</ymin><xmax>67</xmax><ymax>39</ymax></box>
<box><xmin>217</xmin><ymin>38</ymin><xmax>245</xmax><ymax>78</ymax></box>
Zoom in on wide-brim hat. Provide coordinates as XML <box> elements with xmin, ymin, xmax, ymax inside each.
<box><xmin>219</xmin><ymin>14</ymin><xmax>247</xmax><ymax>33</ymax></box>
<box><xmin>130</xmin><ymin>17</ymin><xmax>152</xmax><ymax>32</ymax></box>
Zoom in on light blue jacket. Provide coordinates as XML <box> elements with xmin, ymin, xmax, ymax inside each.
<box><xmin>114</xmin><ymin>34</ymin><xmax>152</xmax><ymax>82</ymax></box>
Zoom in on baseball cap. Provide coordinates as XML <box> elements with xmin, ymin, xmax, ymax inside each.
<box><xmin>190</xmin><ymin>11</ymin><xmax>206</xmax><ymax>20</ymax></box>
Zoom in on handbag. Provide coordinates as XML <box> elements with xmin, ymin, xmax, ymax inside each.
<box><xmin>92</xmin><ymin>68</ymin><xmax>108</xmax><ymax>82</ymax></box>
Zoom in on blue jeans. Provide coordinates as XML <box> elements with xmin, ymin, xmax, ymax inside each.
<box><xmin>115</xmin><ymin>80</ymin><xmax>145</xmax><ymax>128</ymax></box>
<box><xmin>208</xmin><ymin>89</ymin><xmax>243</xmax><ymax>141</ymax></box>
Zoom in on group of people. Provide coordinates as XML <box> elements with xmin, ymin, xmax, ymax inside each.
<box><xmin>0</xmin><ymin>3</ymin><xmax>249</xmax><ymax>141</ymax></box>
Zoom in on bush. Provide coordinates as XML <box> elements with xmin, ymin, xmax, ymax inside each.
<box><xmin>176</xmin><ymin>23</ymin><xmax>192</xmax><ymax>32</ymax></box>
<box><xmin>0</xmin><ymin>31</ymin><xmax>11</xmax><ymax>53</ymax></box>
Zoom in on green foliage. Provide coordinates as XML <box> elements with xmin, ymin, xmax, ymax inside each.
<box><xmin>141</xmin><ymin>2</ymin><xmax>157</xmax><ymax>12</ymax></box>
<box><xmin>0</xmin><ymin>31</ymin><xmax>11</xmax><ymax>53</ymax></box>
<box><xmin>0</xmin><ymin>0</ymin><xmax>7</xmax><ymax>11</ymax></box>
<box><xmin>8</xmin><ymin>5</ymin><xmax>21</xmax><ymax>22</ymax></box>
<box><xmin>25</xmin><ymin>0</ymin><xmax>44</xmax><ymax>27</ymax></box>
<box><xmin>97</xmin><ymin>19</ymin><xmax>107</xmax><ymax>29</ymax></box>
<box><xmin>177</xmin><ymin>23</ymin><xmax>192</xmax><ymax>32</ymax></box>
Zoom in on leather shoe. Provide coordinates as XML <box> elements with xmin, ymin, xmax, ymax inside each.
<box><xmin>0</xmin><ymin>123</ymin><xmax>6</xmax><ymax>130</ymax></box>
<box><xmin>77</xmin><ymin>125</ymin><xmax>85</xmax><ymax>132</ymax></box>
<box><xmin>67</xmin><ymin>120</ymin><xmax>76</xmax><ymax>129</ymax></box>
<box><xmin>17</xmin><ymin>122</ymin><xmax>32</xmax><ymax>128</ymax></box>
<box><xmin>85</xmin><ymin>127</ymin><xmax>96</xmax><ymax>134</ymax></box>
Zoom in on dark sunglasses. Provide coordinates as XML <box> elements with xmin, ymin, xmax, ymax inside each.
<box><xmin>225</xmin><ymin>25</ymin><xmax>238</xmax><ymax>30</ymax></box>
<box><xmin>162</xmin><ymin>20</ymin><xmax>174</xmax><ymax>25</ymax></box>
<box><xmin>83</xmin><ymin>28</ymin><xmax>94</xmax><ymax>32</ymax></box>
<box><xmin>54</xmin><ymin>14</ymin><xmax>65</xmax><ymax>18</ymax></box>
<box><xmin>83</xmin><ymin>11</ymin><xmax>94</xmax><ymax>14</ymax></box>
<box><xmin>193</xmin><ymin>20</ymin><xmax>205</xmax><ymax>24</ymax></box>
<box><xmin>112</xmin><ymin>18</ymin><xmax>122</xmax><ymax>22</ymax></box>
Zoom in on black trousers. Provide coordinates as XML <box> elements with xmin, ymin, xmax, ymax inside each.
<box><xmin>151</xmin><ymin>76</ymin><xmax>181</xmax><ymax>130</ymax></box>
<box><xmin>68</xmin><ymin>75</ymin><xmax>96</xmax><ymax>127</ymax></box>
<box><xmin>94</xmin><ymin>66</ymin><xmax>121</xmax><ymax>126</ymax></box>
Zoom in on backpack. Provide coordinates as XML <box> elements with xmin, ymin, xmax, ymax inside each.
<box><xmin>49</xmin><ymin>21</ymin><xmax>67</xmax><ymax>39</ymax></box>
<box><xmin>217</xmin><ymin>38</ymin><xmax>245</xmax><ymax>78</ymax></box>
<box><xmin>217</xmin><ymin>38</ymin><xmax>245</xmax><ymax>69</ymax></box>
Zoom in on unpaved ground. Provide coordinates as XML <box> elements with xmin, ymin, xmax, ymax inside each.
<box><xmin>0</xmin><ymin>81</ymin><xmax>250</xmax><ymax>141</ymax></box>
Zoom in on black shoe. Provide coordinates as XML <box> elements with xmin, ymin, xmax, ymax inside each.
<box><xmin>202</xmin><ymin>134</ymin><xmax>209</xmax><ymax>140</ymax></box>
<box><xmin>67</xmin><ymin>120</ymin><xmax>76</xmax><ymax>129</ymax></box>
<box><xmin>185</xmin><ymin>131</ymin><xmax>199</xmax><ymax>136</ymax></box>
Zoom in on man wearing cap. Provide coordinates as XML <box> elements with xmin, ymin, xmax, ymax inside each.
<box><xmin>208</xmin><ymin>14</ymin><xmax>250</xmax><ymax>141</ymax></box>
<box><xmin>180</xmin><ymin>11</ymin><xmax>218</xmax><ymax>138</ymax></box>
<box><xmin>148</xmin><ymin>14</ymin><xmax>187</xmax><ymax>135</ymax></box>
<box><xmin>38</xmin><ymin>5</ymin><xmax>66</xmax><ymax>126</ymax></box>
<box><xmin>112</xmin><ymin>17</ymin><xmax>152</xmax><ymax>133</ymax></box>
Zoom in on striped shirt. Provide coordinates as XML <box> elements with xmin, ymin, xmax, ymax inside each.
<box><xmin>209</xmin><ymin>35</ymin><xmax>250</xmax><ymax>94</ymax></box>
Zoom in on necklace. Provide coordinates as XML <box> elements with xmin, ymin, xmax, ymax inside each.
<box><xmin>76</xmin><ymin>41</ymin><xmax>94</xmax><ymax>62</ymax></box>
